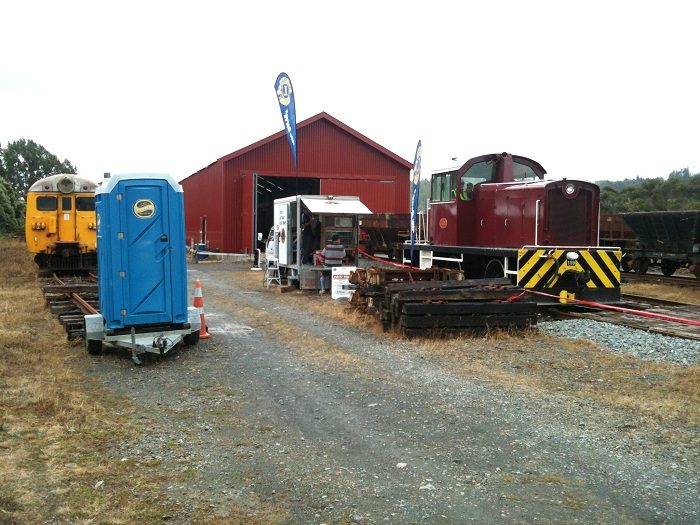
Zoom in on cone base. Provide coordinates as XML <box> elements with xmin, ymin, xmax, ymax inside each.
<box><xmin>199</xmin><ymin>314</ymin><xmax>211</xmax><ymax>339</ymax></box>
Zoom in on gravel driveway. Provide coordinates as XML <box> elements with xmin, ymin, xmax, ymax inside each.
<box><xmin>84</xmin><ymin>263</ymin><xmax>699</xmax><ymax>524</ymax></box>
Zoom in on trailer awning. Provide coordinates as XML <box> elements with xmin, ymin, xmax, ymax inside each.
<box><xmin>300</xmin><ymin>197</ymin><xmax>372</xmax><ymax>215</ymax></box>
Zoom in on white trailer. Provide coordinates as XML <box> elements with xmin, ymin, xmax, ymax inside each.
<box><xmin>267</xmin><ymin>195</ymin><xmax>372</xmax><ymax>291</ymax></box>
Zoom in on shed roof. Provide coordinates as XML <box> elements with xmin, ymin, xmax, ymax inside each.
<box><xmin>218</xmin><ymin>111</ymin><xmax>413</xmax><ymax>169</ymax></box>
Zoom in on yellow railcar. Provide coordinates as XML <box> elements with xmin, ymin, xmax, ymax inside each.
<box><xmin>25</xmin><ymin>174</ymin><xmax>98</xmax><ymax>269</ymax></box>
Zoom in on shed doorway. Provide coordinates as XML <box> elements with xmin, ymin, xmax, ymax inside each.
<box><xmin>253</xmin><ymin>175</ymin><xmax>320</xmax><ymax>251</ymax></box>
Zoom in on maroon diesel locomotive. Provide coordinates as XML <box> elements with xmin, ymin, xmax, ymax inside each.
<box><xmin>409</xmin><ymin>152</ymin><xmax>621</xmax><ymax>303</ymax></box>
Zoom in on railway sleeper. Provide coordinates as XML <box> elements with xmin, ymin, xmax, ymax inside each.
<box><xmin>399</xmin><ymin>312</ymin><xmax>536</xmax><ymax>329</ymax></box>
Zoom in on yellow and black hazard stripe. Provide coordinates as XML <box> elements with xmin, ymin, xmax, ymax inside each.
<box><xmin>517</xmin><ymin>248</ymin><xmax>621</xmax><ymax>290</ymax></box>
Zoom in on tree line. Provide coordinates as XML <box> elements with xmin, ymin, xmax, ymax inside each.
<box><xmin>0</xmin><ymin>139</ymin><xmax>76</xmax><ymax>234</ymax></box>
<box><xmin>598</xmin><ymin>169</ymin><xmax>700</xmax><ymax>213</ymax></box>
<box><xmin>2</xmin><ymin>138</ymin><xmax>697</xmax><ymax>234</ymax></box>
<box><xmin>410</xmin><ymin>169</ymin><xmax>699</xmax><ymax>215</ymax></box>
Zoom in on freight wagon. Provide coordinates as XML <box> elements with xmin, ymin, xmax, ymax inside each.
<box><xmin>619</xmin><ymin>210</ymin><xmax>700</xmax><ymax>277</ymax></box>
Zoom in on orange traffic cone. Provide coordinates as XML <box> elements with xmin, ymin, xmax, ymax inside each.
<box><xmin>193</xmin><ymin>279</ymin><xmax>211</xmax><ymax>339</ymax></box>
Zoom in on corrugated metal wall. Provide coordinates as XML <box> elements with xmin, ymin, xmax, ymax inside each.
<box><xmin>320</xmin><ymin>179</ymin><xmax>404</xmax><ymax>215</ymax></box>
<box><xmin>183</xmin><ymin>114</ymin><xmax>410</xmax><ymax>254</ymax></box>
<box><xmin>181</xmin><ymin>162</ymin><xmax>224</xmax><ymax>248</ymax></box>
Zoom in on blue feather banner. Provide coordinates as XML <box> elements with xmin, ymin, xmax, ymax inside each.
<box><xmin>274</xmin><ymin>72</ymin><xmax>298</xmax><ymax>169</ymax></box>
<box><xmin>410</xmin><ymin>140</ymin><xmax>422</xmax><ymax>263</ymax></box>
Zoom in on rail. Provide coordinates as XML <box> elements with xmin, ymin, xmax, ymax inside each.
<box><xmin>41</xmin><ymin>272</ymin><xmax>99</xmax><ymax>339</ymax></box>
<box><xmin>537</xmin><ymin>290</ymin><xmax>700</xmax><ymax>341</ymax></box>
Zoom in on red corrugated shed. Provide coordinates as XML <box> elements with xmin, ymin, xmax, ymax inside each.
<box><xmin>181</xmin><ymin>111</ymin><xmax>412</xmax><ymax>254</ymax></box>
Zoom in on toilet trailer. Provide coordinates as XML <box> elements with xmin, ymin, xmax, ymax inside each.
<box><xmin>84</xmin><ymin>173</ymin><xmax>200</xmax><ymax>364</ymax></box>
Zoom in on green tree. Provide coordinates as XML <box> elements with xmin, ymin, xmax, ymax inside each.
<box><xmin>0</xmin><ymin>176</ymin><xmax>22</xmax><ymax>234</ymax></box>
<box><xmin>1</xmin><ymin>138</ymin><xmax>76</xmax><ymax>197</ymax></box>
<box><xmin>0</xmin><ymin>142</ymin><xmax>5</xmax><ymax>179</ymax></box>
<box><xmin>599</xmin><ymin>170</ymin><xmax>700</xmax><ymax>213</ymax></box>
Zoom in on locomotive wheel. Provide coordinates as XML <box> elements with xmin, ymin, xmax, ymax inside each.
<box><xmin>634</xmin><ymin>258</ymin><xmax>650</xmax><ymax>274</ymax></box>
<box><xmin>620</xmin><ymin>255</ymin><xmax>633</xmax><ymax>272</ymax></box>
<box><xmin>660</xmin><ymin>259</ymin><xmax>679</xmax><ymax>277</ymax></box>
<box><xmin>484</xmin><ymin>259</ymin><xmax>505</xmax><ymax>279</ymax></box>
<box><xmin>86</xmin><ymin>339</ymin><xmax>103</xmax><ymax>356</ymax></box>
<box><xmin>183</xmin><ymin>330</ymin><xmax>200</xmax><ymax>346</ymax></box>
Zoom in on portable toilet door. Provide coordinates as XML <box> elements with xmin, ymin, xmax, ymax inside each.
<box><xmin>96</xmin><ymin>174</ymin><xmax>188</xmax><ymax>330</ymax></box>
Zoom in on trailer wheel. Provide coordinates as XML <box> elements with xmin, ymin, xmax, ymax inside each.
<box><xmin>183</xmin><ymin>330</ymin><xmax>200</xmax><ymax>346</ymax></box>
<box><xmin>86</xmin><ymin>339</ymin><xmax>103</xmax><ymax>356</ymax></box>
<box><xmin>660</xmin><ymin>259</ymin><xmax>679</xmax><ymax>277</ymax></box>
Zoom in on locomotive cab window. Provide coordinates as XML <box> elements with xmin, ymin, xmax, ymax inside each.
<box><xmin>432</xmin><ymin>171</ymin><xmax>455</xmax><ymax>202</ymax></box>
<box><xmin>76</xmin><ymin>196</ymin><xmax>95</xmax><ymax>211</ymax></box>
<box><xmin>36</xmin><ymin>196</ymin><xmax>58</xmax><ymax>211</ymax></box>
<box><xmin>459</xmin><ymin>161</ymin><xmax>496</xmax><ymax>200</ymax></box>
<box><xmin>513</xmin><ymin>162</ymin><xmax>540</xmax><ymax>181</ymax></box>
<box><xmin>61</xmin><ymin>197</ymin><xmax>72</xmax><ymax>211</ymax></box>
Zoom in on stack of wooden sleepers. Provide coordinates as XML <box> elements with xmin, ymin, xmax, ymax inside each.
<box><xmin>349</xmin><ymin>268</ymin><xmax>537</xmax><ymax>336</ymax></box>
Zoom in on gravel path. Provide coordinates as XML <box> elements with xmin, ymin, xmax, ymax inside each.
<box><xmin>84</xmin><ymin>264</ymin><xmax>699</xmax><ymax>524</ymax></box>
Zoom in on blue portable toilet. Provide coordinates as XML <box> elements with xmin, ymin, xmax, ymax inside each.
<box><xmin>95</xmin><ymin>173</ymin><xmax>188</xmax><ymax>329</ymax></box>
<box><xmin>85</xmin><ymin>173</ymin><xmax>200</xmax><ymax>364</ymax></box>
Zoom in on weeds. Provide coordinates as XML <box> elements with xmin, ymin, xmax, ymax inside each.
<box><xmin>0</xmin><ymin>239</ymin><xmax>281</xmax><ymax>523</ymax></box>
<box><xmin>232</xmin><ymin>265</ymin><xmax>700</xmax><ymax>430</ymax></box>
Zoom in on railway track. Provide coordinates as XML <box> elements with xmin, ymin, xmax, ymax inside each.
<box><xmin>40</xmin><ymin>272</ymin><xmax>98</xmax><ymax>340</ymax></box>
<box><xmin>543</xmin><ymin>294</ymin><xmax>700</xmax><ymax>341</ymax></box>
<box><xmin>621</xmin><ymin>271</ymin><xmax>700</xmax><ymax>288</ymax></box>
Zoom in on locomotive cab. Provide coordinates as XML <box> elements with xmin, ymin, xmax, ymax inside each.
<box><xmin>428</xmin><ymin>153</ymin><xmax>546</xmax><ymax>247</ymax></box>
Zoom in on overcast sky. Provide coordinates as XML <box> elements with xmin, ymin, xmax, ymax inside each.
<box><xmin>1</xmin><ymin>1</ymin><xmax>698</xmax><ymax>184</ymax></box>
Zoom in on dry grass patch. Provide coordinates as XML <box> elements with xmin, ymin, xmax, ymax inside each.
<box><xmin>0</xmin><ymin>238</ymin><xmax>177</xmax><ymax>523</ymax></box>
<box><xmin>206</xmin><ymin>281</ymin><xmax>380</xmax><ymax>376</ymax></box>
<box><xmin>0</xmin><ymin>240</ymin><xmax>282</xmax><ymax>524</ymax></box>
<box><xmin>232</xmin><ymin>266</ymin><xmax>699</xmax><ymax>431</ymax></box>
<box><xmin>416</xmin><ymin>329</ymin><xmax>700</xmax><ymax>428</ymax></box>
<box><xmin>623</xmin><ymin>282</ymin><xmax>700</xmax><ymax>304</ymax></box>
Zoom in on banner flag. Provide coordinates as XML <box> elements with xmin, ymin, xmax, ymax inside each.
<box><xmin>274</xmin><ymin>72</ymin><xmax>298</xmax><ymax>169</ymax></box>
<box><xmin>410</xmin><ymin>140</ymin><xmax>422</xmax><ymax>263</ymax></box>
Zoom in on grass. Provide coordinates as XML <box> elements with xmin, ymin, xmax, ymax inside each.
<box><xmin>0</xmin><ymin>238</ymin><xmax>284</xmax><ymax>524</ymax></box>
<box><xmin>233</xmin><ymin>265</ymin><xmax>700</xmax><ymax>434</ymax></box>
<box><xmin>209</xmin><ymin>274</ymin><xmax>384</xmax><ymax>379</ymax></box>
<box><xmin>622</xmin><ymin>281</ymin><xmax>700</xmax><ymax>304</ymax></box>
<box><xmin>0</xmin><ymin>237</ymin><xmax>175</xmax><ymax>522</ymax></box>
<box><xmin>3</xmin><ymin>250</ymin><xmax>684</xmax><ymax>520</ymax></box>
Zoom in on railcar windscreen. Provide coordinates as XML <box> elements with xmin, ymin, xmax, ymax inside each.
<box><xmin>76</xmin><ymin>197</ymin><xmax>95</xmax><ymax>211</ymax></box>
<box><xmin>36</xmin><ymin>196</ymin><xmax>57</xmax><ymax>211</ymax></box>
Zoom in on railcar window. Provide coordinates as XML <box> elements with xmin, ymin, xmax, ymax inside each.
<box><xmin>61</xmin><ymin>197</ymin><xmax>72</xmax><ymax>211</ymax></box>
<box><xmin>76</xmin><ymin>197</ymin><xmax>95</xmax><ymax>211</ymax></box>
<box><xmin>36</xmin><ymin>196</ymin><xmax>57</xmax><ymax>211</ymax></box>
<box><xmin>513</xmin><ymin>162</ymin><xmax>539</xmax><ymax>181</ymax></box>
